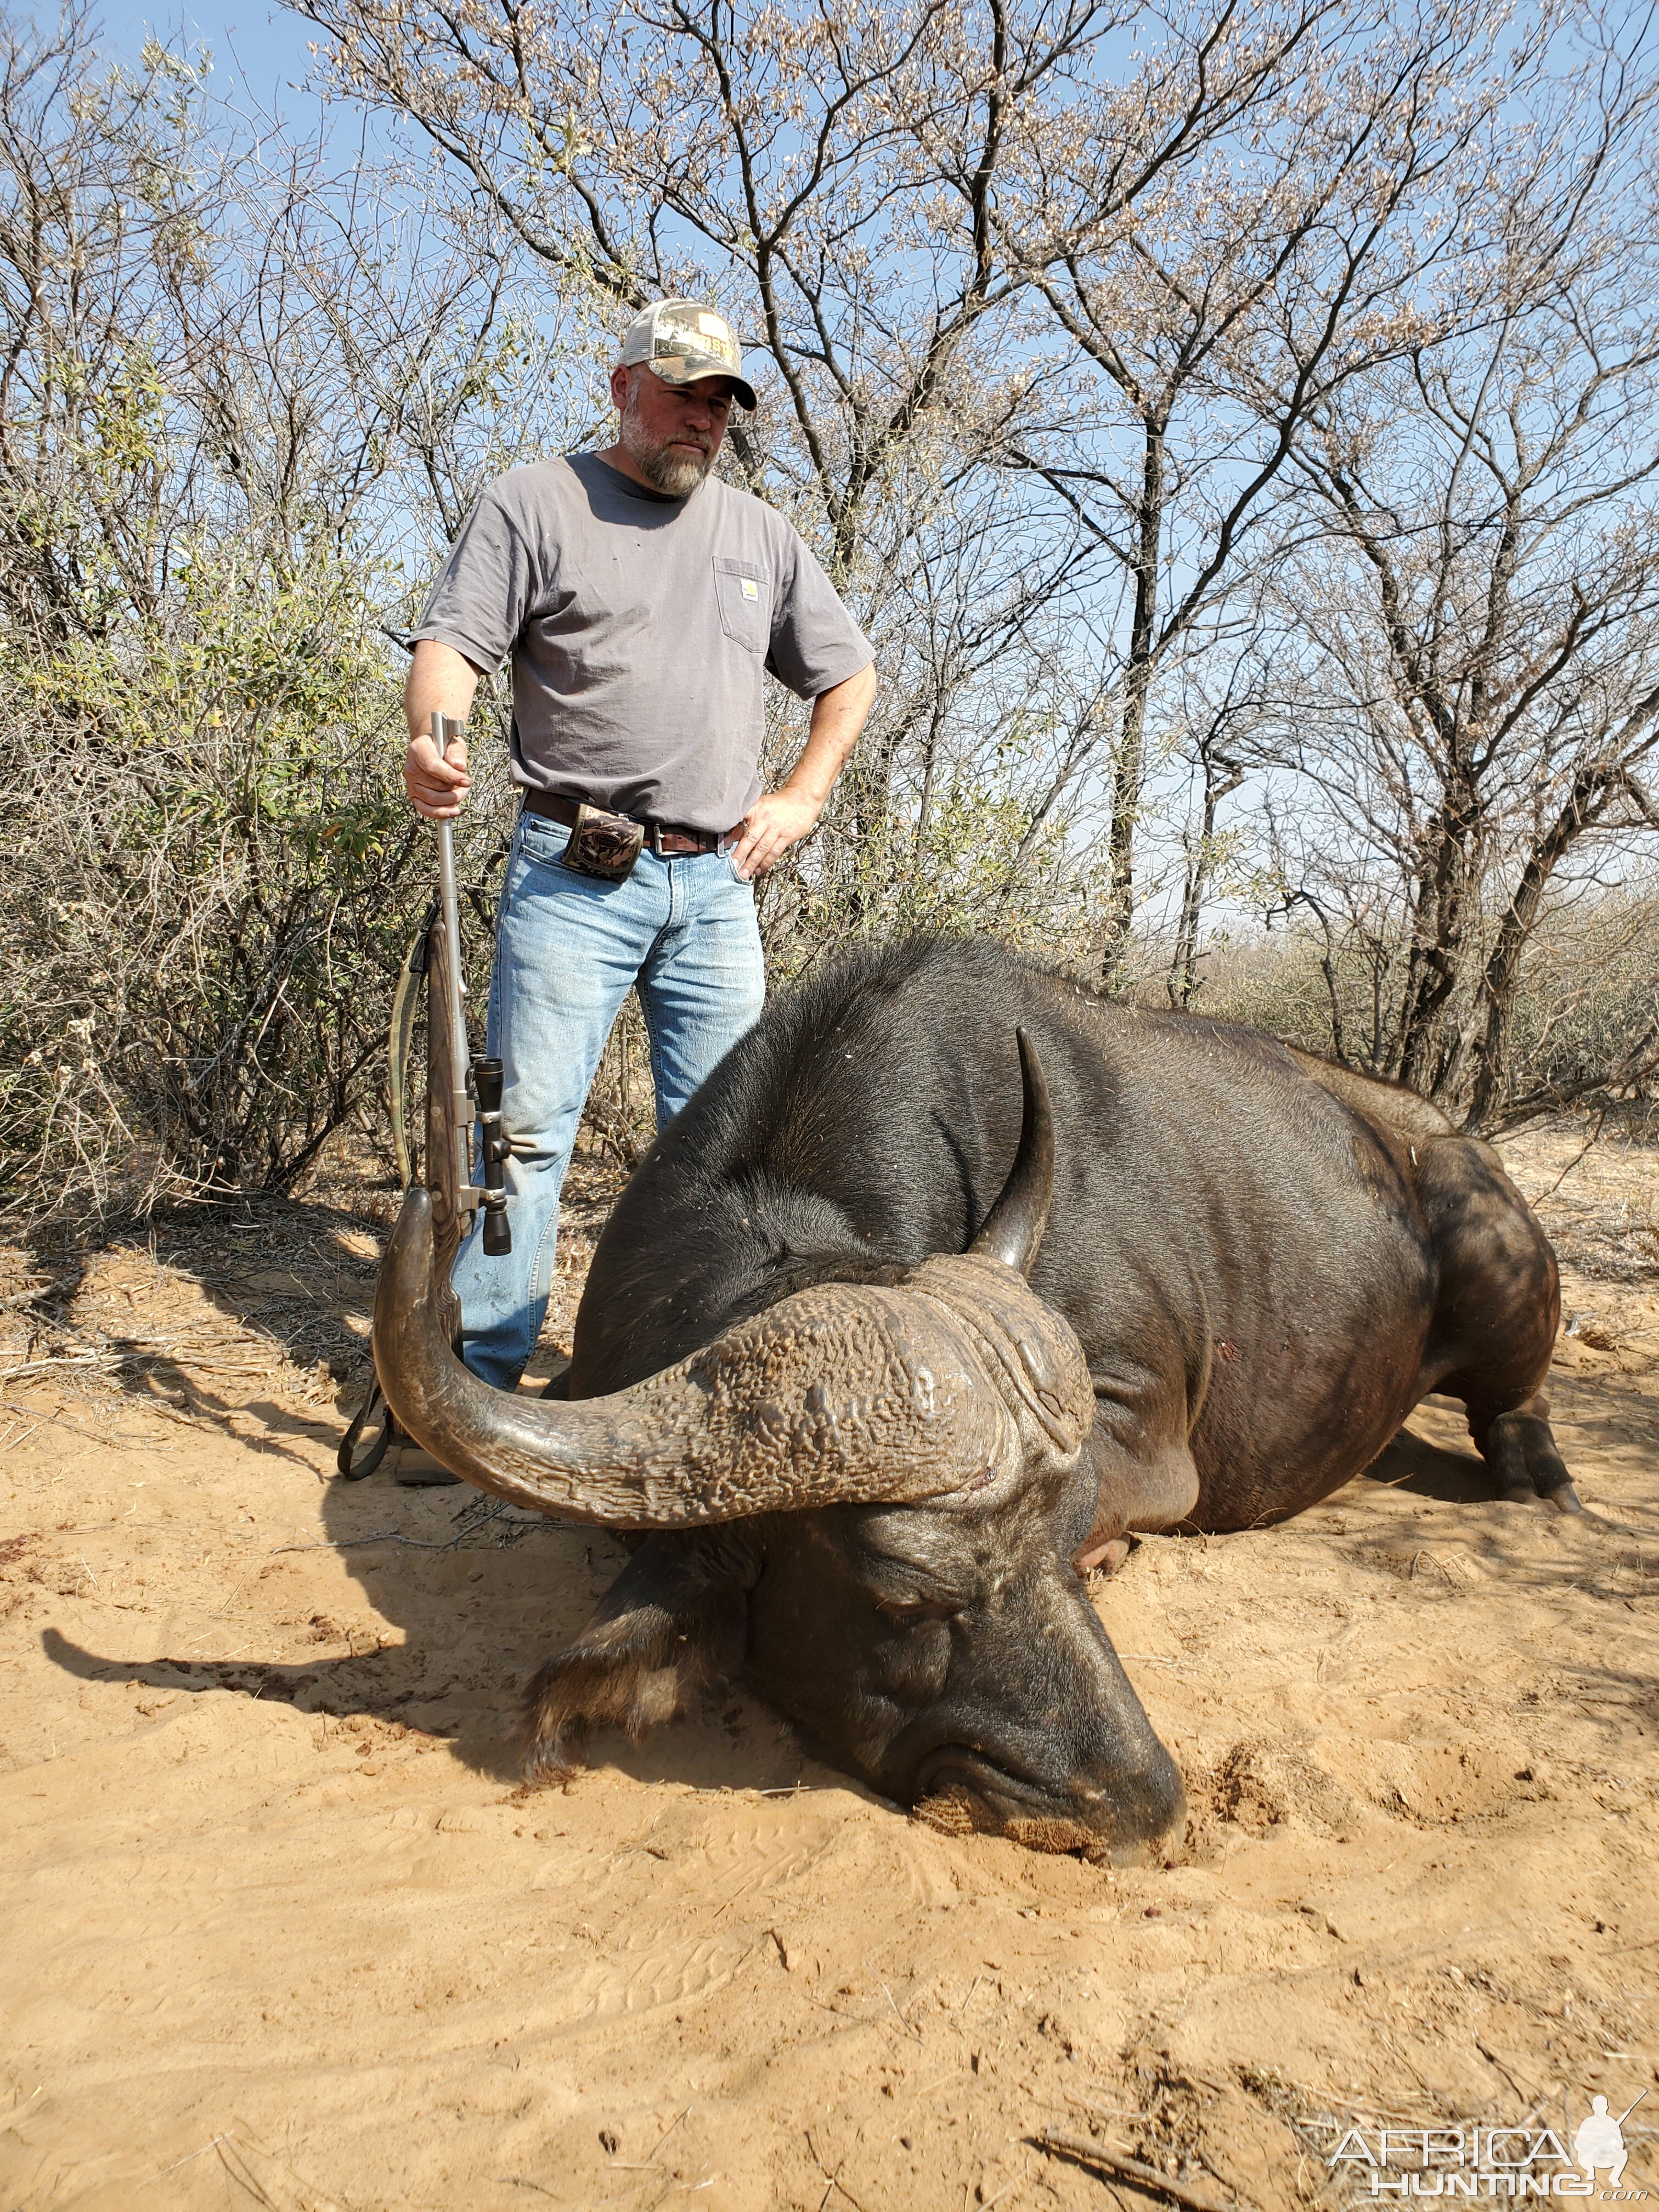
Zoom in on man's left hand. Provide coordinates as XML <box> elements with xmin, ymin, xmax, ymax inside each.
<box><xmin>730</xmin><ymin>786</ymin><xmax>824</xmax><ymax>879</ymax></box>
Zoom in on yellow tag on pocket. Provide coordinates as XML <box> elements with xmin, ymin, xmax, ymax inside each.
<box><xmin>742</xmin><ymin>578</ymin><xmax>758</xmax><ymax>601</ymax></box>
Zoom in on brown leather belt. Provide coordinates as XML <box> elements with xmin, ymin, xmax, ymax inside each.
<box><xmin>520</xmin><ymin>787</ymin><xmax>730</xmax><ymax>856</ymax></box>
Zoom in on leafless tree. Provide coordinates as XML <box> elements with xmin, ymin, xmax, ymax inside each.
<box><xmin>1163</xmin><ymin>644</ymin><xmax>1262</xmax><ymax>1006</ymax></box>
<box><xmin>999</xmin><ymin>0</ymin><xmax>1547</xmax><ymax>975</ymax></box>
<box><xmin>1255</xmin><ymin>16</ymin><xmax>1659</xmax><ymax>1120</ymax></box>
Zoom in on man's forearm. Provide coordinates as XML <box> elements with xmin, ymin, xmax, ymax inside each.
<box><xmin>783</xmin><ymin>661</ymin><xmax>878</xmax><ymax>805</ymax></box>
<box><xmin>731</xmin><ymin>660</ymin><xmax>877</xmax><ymax>877</ymax></box>
<box><xmin>405</xmin><ymin>637</ymin><xmax>483</xmax><ymax>740</ymax></box>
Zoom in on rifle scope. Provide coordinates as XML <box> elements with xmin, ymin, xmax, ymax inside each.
<box><xmin>473</xmin><ymin>1055</ymin><xmax>512</xmax><ymax>1256</ymax></box>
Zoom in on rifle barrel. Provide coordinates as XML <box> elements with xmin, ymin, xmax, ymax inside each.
<box><xmin>432</xmin><ymin>712</ymin><xmax>473</xmax><ymax>1201</ymax></box>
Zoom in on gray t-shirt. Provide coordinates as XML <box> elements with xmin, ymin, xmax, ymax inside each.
<box><xmin>410</xmin><ymin>453</ymin><xmax>874</xmax><ymax>831</ymax></box>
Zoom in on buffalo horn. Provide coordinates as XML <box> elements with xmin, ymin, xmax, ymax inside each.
<box><xmin>968</xmin><ymin>1028</ymin><xmax>1054</xmax><ymax>1279</ymax></box>
<box><xmin>374</xmin><ymin>1186</ymin><xmax>1020</xmax><ymax>1525</ymax></box>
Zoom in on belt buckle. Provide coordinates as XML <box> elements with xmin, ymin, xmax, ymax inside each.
<box><xmin>648</xmin><ymin>820</ymin><xmax>667</xmax><ymax>857</ymax></box>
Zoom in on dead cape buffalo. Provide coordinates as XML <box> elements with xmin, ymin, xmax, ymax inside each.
<box><xmin>374</xmin><ymin>936</ymin><xmax>1573</xmax><ymax>1861</ymax></box>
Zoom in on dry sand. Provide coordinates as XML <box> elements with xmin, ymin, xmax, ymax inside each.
<box><xmin>1</xmin><ymin>1128</ymin><xmax>1656</xmax><ymax>2211</ymax></box>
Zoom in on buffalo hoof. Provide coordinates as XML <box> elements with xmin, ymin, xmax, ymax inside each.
<box><xmin>1482</xmin><ymin>1398</ymin><xmax>1580</xmax><ymax>1514</ymax></box>
<box><xmin>1496</xmin><ymin>1476</ymin><xmax>1583</xmax><ymax>1513</ymax></box>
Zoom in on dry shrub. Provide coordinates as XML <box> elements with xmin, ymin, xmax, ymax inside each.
<box><xmin>1172</xmin><ymin>891</ymin><xmax>1659</xmax><ymax>1130</ymax></box>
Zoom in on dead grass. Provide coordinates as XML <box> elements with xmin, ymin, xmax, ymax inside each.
<box><xmin>1502</xmin><ymin>1114</ymin><xmax>1659</xmax><ymax>1288</ymax></box>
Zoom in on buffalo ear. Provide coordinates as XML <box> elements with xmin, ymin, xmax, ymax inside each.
<box><xmin>518</xmin><ymin>1529</ymin><xmax>758</xmax><ymax>1784</ymax></box>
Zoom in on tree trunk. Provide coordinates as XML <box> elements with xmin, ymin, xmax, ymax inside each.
<box><xmin>1461</xmin><ymin>764</ymin><xmax>1614</xmax><ymax>1127</ymax></box>
<box><xmin>1167</xmin><ymin>748</ymin><xmax>1242</xmax><ymax>1008</ymax></box>
<box><xmin>1395</xmin><ymin>775</ymin><xmax>1478</xmax><ymax>1094</ymax></box>
<box><xmin>1100</xmin><ymin>416</ymin><xmax>1165</xmax><ymax>984</ymax></box>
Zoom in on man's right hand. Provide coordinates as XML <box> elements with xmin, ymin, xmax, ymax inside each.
<box><xmin>404</xmin><ymin>731</ymin><xmax>471</xmax><ymax>820</ymax></box>
<box><xmin>403</xmin><ymin>639</ymin><xmax>483</xmax><ymax>817</ymax></box>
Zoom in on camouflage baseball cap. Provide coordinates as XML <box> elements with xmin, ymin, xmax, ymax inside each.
<box><xmin>618</xmin><ymin>299</ymin><xmax>757</xmax><ymax>411</ymax></box>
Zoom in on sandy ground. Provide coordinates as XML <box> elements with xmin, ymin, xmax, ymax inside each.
<box><xmin>1</xmin><ymin>1128</ymin><xmax>1656</xmax><ymax>2212</ymax></box>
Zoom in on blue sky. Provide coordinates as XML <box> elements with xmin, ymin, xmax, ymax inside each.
<box><xmin>108</xmin><ymin>2</ymin><xmax>323</xmax><ymax>117</ymax></box>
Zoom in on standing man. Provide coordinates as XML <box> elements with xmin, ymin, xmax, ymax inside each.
<box><xmin>403</xmin><ymin>300</ymin><xmax>877</xmax><ymax>1391</ymax></box>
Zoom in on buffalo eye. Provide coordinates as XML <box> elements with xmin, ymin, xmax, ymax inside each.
<box><xmin>873</xmin><ymin>1594</ymin><xmax>958</xmax><ymax>1627</ymax></box>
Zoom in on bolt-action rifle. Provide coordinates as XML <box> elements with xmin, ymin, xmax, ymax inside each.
<box><xmin>336</xmin><ymin>714</ymin><xmax>512</xmax><ymax>1480</ymax></box>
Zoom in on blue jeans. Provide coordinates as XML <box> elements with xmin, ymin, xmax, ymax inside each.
<box><xmin>450</xmin><ymin>807</ymin><xmax>766</xmax><ymax>1388</ymax></box>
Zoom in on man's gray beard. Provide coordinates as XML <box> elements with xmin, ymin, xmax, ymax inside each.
<box><xmin>621</xmin><ymin>392</ymin><xmax>714</xmax><ymax>496</ymax></box>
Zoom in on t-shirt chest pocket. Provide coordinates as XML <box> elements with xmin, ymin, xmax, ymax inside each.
<box><xmin>712</xmin><ymin>557</ymin><xmax>770</xmax><ymax>653</ymax></box>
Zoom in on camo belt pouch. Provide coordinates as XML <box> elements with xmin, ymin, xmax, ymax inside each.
<box><xmin>562</xmin><ymin>803</ymin><xmax>645</xmax><ymax>881</ymax></box>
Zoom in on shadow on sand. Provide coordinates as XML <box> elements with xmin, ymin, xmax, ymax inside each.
<box><xmin>38</xmin><ymin>1358</ymin><xmax>1653</xmax><ymax>1805</ymax></box>
<box><xmin>1363</xmin><ymin>1423</ymin><xmax>1495</xmax><ymax>1504</ymax></box>
<box><xmin>42</xmin><ymin>1438</ymin><xmax>835</xmax><ymax>1801</ymax></box>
